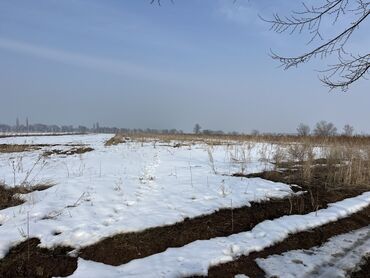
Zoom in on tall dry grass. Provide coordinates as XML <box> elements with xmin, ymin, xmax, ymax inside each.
<box><xmin>105</xmin><ymin>133</ymin><xmax>370</xmax><ymax>188</ymax></box>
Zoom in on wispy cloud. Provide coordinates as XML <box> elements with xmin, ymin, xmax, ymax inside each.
<box><xmin>216</xmin><ymin>1</ymin><xmax>260</xmax><ymax>27</ymax></box>
<box><xmin>0</xmin><ymin>37</ymin><xmax>176</xmax><ymax>83</ymax></box>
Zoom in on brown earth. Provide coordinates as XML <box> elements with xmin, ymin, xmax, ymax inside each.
<box><xmin>78</xmin><ymin>165</ymin><xmax>367</xmax><ymax>266</ymax></box>
<box><xmin>196</xmin><ymin>205</ymin><xmax>370</xmax><ymax>278</ymax></box>
<box><xmin>351</xmin><ymin>257</ymin><xmax>370</xmax><ymax>278</ymax></box>
<box><xmin>43</xmin><ymin>147</ymin><xmax>94</xmax><ymax>156</ymax></box>
<box><xmin>0</xmin><ymin>238</ymin><xmax>76</xmax><ymax>278</ymax></box>
<box><xmin>0</xmin><ymin>164</ymin><xmax>368</xmax><ymax>277</ymax></box>
<box><xmin>0</xmin><ymin>143</ymin><xmax>88</xmax><ymax>154</ymax></box>
<box><xmin>0</xmin><ymin>183</ymin><xmax>53</xmax><ymax>210</ymax></box>
<box><xmin>0</xmin><ymin>144</ymin><xmax>45</xmax><ymax>153</ymax></box>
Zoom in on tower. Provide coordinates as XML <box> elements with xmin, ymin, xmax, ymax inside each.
<box><xmin>16</xmin><ymin>117</ymin><xmax>19</xmax><ymax>132</ymax></box>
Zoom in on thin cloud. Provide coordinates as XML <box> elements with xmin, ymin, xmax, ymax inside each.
<box><xmin>0</xmin><ymin>37</ymin><xmax>176</xmax><ymax>83</ymax></box>
<box><xmin>217</xmin><ymin>1</ymin><xmax>260</xmax><ymax>26</ymax></box>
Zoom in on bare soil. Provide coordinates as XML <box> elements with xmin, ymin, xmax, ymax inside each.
<box><xmin>0</xmin><ymin>164</ymin><xmax>368</xmax><ymax>277</ymax></box>
<box><xmin>0</xmin><ymin>144</ymin><xmax>44</xmax><ymax>153</ymax></box>
<box><xmin>197</xmin><ymin>205</ymin><xmax>370</xmax><ymax>278</ymax></box>
<box><xmin>43</xmin><ymin>147</ymin><xmax>94</xmax><ymax>156</ymax></box>
<box><xmin>78</xmin><ymin>165</ymin><xmax>367</xmax><ymax>266</ymax></box>
<box><xmin>0</xmin><ymin>238</ymin><xmax>76</xmax><ymax>278</ymax></box>
<box><xmin>0</xmin><ymin>143</ymin><xmax>87</xmax><ymax>154</ymax></box>
<box><xmin>351</xmin><ymin>257</ymin><xmax>369</xmax><ymax>278</ymax></box>
<box><xmin>0</xmin><ymin>183</ymin><xmax>53</xmax><ymax>210</ymax></box>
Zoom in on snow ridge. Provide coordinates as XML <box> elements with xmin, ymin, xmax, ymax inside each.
<box><xmin>67</xmin><ymin>191</ymin><xmax>370</xmax><ymax>278</ymax></box>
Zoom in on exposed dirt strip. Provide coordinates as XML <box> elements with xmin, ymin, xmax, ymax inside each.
<box><xmin>0</xmin><ymin>238</ymin><xmax>76</xmax><ymax>278</ymax></box>
<box><xmin>0</xmin><ymin>169</ymin><xmax>367</xmax><ymax>277</ymax></box>
<box><xmin>195</xmin><ymin>205</ymin><xmax>370</xmax><ymax>278</ymax></box>
<box><xmin>78</xmin><ymin>182</ymin><xmax>365</xmax><ymax>266</ymax></box>
<box><xmin>43</xmin><ymin>146</ymin><xmax>94</xmax><ymax>156</ymax></box>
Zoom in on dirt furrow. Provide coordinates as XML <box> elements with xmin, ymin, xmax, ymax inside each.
<box><xmin>78</xmin><ymin>182</ymin><xmax>365</xmax><ymax>266</ymax></box>
<box><xmin>0</xmin><ymin>169</ymin><xmax>368</xmax><ymax>277</ymax></box>
<box><xmin>0</xmin><ymin>238</ymin><xmax>76</xmax><ymax>278</ymax></box>
<box><xmin>195</xmin><ymin>205</ymin><xmax>370</xmax><ymax>278</ymax></box>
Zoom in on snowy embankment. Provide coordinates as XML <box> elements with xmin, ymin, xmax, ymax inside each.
<box><xmin>0</xmin><ymin>134</ymin><xmax>292</xmax><ymax>258</ymax></box>
<box><xmin>67</xmin><ymin>192</ymin><xmax>370</xmax><ymax>278</ymax></box>
<box><xmin>257</xmin><ymin>226</ymin><xmax>370</xmax><ymax>278</ymax></box>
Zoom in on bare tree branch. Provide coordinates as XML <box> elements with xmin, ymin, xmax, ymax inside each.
<box><xmin>151</xmin><ymin>1</ymin><xmax>369</xmax><ymax>91</ymax></box>
<box><xmin>265</xmin><ymin>0</ymin><xmax>369</xmax><ymax>91</ymax></box>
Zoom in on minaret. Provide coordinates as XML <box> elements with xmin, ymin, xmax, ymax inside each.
<box><xmin>16</xmin><ymin>117</ymin><xmax>19</xmax><ymax>132</ymax></box>
<box><xmin>26</xmin><ymin>117</ymin><xmax>29</xmax><ymax>133</ymax></box>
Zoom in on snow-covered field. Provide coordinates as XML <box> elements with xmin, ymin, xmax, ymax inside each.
<box><xmin>0</xmin><ymin>134</ymin><xmax>290</xmax><ymax>256</ymax></box>
<box><xmin>68</xmin><ymin>192</ymin><xmax>370</xmax><ymax>278</ymax></box>
<box><xmin>0</xmin><ymin>134</ymin><xmax>369</xmax><ymax>277</ymax></box>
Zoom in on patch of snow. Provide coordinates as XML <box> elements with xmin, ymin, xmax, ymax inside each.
<box><xmin>0</xmin><ymin>134</ymin><xmax>293</xmax><ymax>258</ymax></box>
<box><xmin>257</xmin><ymin>226</ymin><xmax>370</xmax><ymax>278</ymax></box>
<box><xmin>66</xmin><ymin>192</ymin><xmax>370</xmax><ymax>278</ymax></box>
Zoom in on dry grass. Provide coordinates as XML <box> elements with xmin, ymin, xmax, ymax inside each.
<box><xmin>106</xmin><ymin>133</ymin><xmax>370</xmax><ymax>188</ymax></box>
<box><xmin>274</xmin><ymin>143</ymin><xmax>370</xmax><ymax>188</ymax></box>
<box><xmin>0</xmin><ymin>144</ymin><xmax>41</xmax><ymax>153</ymax></box>
<box><xmin>43</xmin><ymin>147</ymin><xmax>94</xmax><ymax>156</ymax></box>
<box><xmin>106</xmin><ymin>132</ymin><xmax>370</xmax><ymax>146</ymax></box>
<box><xmin>0</xmin><ymin>181</ymin><xmax>55</xmax><ymax>210</ymax></box>
<box><xmin>105</xmin><ymin>134</ymin><xmax>127</xmax><ymax>146</ymax></box>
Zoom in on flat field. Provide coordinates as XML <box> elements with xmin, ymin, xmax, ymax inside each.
<box><xmin>0</xmin><ymin>133</ymin><xmax>369</xmax><ymax>278</ymax></box>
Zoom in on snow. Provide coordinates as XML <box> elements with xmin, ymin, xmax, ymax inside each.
<box><xmin>0</xmin><ymin>134</ymin><xmax>294</xmax><ymax>258</ymax></box>
<box><xmin>257</xmin><ymin>226</ymin><xmax>370</xmax><ymax>278</ymax></box>
<box><xmin>66</xmin><ymin>192</ymin><xmax>370</xmax><ymax>278</ymax></box>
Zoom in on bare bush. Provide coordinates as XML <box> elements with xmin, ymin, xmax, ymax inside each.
<box><xmin>297</xmin><ymin>123</ymin><xmax>310</xmax><ymax>136</ymax></box>
<box><xmin>343</xmin><ymin>124</ymin><xmax>355</xmax><ymax>136</ymax></box>
<box><xmin>313</xmin><ymin>121</ymin><xmax>337</xmax><ymax>136</ymax></box>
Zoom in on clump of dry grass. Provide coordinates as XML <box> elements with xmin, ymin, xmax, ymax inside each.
<box><xmin>107</xmin><ymin>132</ymin><xmax>370</xmax><ymax>146</ymax></box>
<box><xmin>107</xmin><ymin>132</ymin><xmax>370</xmax><ymax>188</ymax></box>
<box><xmin>105</xmin><ymin>134</ymin><xmax>127</xmax><ymax>146</ymax></box>
<box><xmin>43</xmin><ymin>147</ymin><xmax>94</xmax><ymax>156</ymax></box>
<box><xmin>275</xmin><ymin>142</ymin><xmax>370</xmax><ymax>188</ymax></box>
<box><xmin>322</xmin><ymin>144</ymin><xmax>370</xmax><ymax>187</ymax></box>
<box><xmin>0</xmin><ymin>181</ymin><xmax>55</xmax><ymax>210</ymax></box>
<box><xmin>0</xmin><ymin>144</ymin><xmax>41</xmax><ymax>153</ymax></box>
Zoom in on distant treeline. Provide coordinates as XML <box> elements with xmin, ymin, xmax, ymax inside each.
<box><xmin>0</xmin><ymin>122</ymin><xmax>246</xmax><ymax>135</ymax></box>
<box><xmin>0</xmin><ymin>123</ymin><xmax>187</xmax><ymax>135</ymax></box>
<box><xmin>0</xmin><ymin>121</ymin><xmax>366</xmax><ymax>137</ymax></box>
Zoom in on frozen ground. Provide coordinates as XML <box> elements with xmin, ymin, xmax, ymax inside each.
<box><xmin>67</xmin><ymin>192</ymin><xmax>370</xmax><ymax>278</ymax></box>
<box><xmin>0</xmin><ymin>134</ymin><xmax>293</xmax><ymax>258</ymax></box>
<box><xmin>257</xmin><ymin>226</ymin><xmax>370</xmax><ymax>278</ymax></box>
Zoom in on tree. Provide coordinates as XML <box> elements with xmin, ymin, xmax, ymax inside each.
<box><xmin>251</xmin><ymin>129</ymin><xmax>260</xmax><ymax>136</ymax></box>
<box><xmin>264</xmin><ymin>0</ymin><xmax>369</xmax><ymax>91</ymax></box>
<box><xmin>151</xmin><ymin>1</ymin><xmax>369</xmax><ymax>90</ymax></box>
<box><xmin>297</xmin><ymin>123</ymin><xmax>310</xmax><ymax>136</ymax></box>
<box><xmin>313</xmin><ymin>121</ymin><xmax>337</xmax><ymax>136</ymax></box>
<box><xmin>343</xmin><ymin>124</ymin><xmax>355</xmax><ymax>136</ymax></box>
<box><xmin>193</xmin><ymin>123</ymin><xmax>202</xmax><ymax>134</ymax></box>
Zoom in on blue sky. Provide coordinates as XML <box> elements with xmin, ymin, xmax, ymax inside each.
<box><xmin>0</xmin><ymin>0</ymin><xmax>369</xmax><ymax>133</ymax></box>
